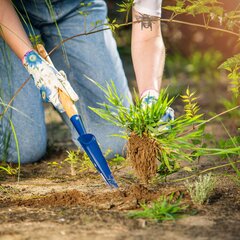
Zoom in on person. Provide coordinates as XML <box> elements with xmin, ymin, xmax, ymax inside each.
<box><xmin>132</xmin><ymin>0</ymin><xmax>174</xmax><ymax>123</ymax></box>
<box><xmin>132</xmin><ymin>0</ymin><xmax>166</xmax><ymax>104</ymax></box>
<box><xmin>0</xmin><ymin>0</ymin><xmax>172</xmax><ymax>164</ymax></box>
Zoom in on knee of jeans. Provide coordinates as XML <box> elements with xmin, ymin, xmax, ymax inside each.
<box><xmin>101</xmin><ymin>137</ymin><xmax>127</xmax><ymax>160</ymax></box>
<box><xmin>6</xmin><ymin>138</ymin><xmax>47</xmax><ymax>164</ymax></box>
<box><xmin>22</xmin><ymin>141</ymin><xmax>47</xmax><ymax>164</ymax></box>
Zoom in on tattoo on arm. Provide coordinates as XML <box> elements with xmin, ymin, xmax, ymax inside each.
<box><xmin>136</xmin><ymin>13</ymin><xmax>159</xmax><ymax>31</ymax></box>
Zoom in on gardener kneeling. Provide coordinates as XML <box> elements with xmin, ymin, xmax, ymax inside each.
<box><xmin>0</xmin><ymin>0</ymin><xmax>172</xmax><ymax>163</ymax></box>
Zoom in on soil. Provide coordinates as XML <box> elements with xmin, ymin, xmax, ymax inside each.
<box><xmin>127</xmin><ymin>133</ymin><xmax>159</xmax><ymax>183</ymax></box>
<box><xmin>0</xmin><ymin>149</ymin><xmax>240</xmax><ymax>240</ymax></box>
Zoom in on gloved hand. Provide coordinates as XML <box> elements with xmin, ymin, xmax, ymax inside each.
<box><xmin>22</xmin><ymin>50</ymin><xmax>79</xmax><ymax>112</ymax></box>
<box><xmin>141</xmin><ymin>90</ymin><xmax>174</xmax><ymax>129</ymax></box>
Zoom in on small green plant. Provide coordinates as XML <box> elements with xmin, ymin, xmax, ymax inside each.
<box><xmin>181</xmin><ymin>87</ymin><xmax>202</xmax><ymax>129</ymax></box>
<box><xmin>0</xmin><ymin>98</ymin><xmax>21</xmax><ymax>179</ymax></box>
<box><xmin>0</xmin><ymin>164</ymin><xmax>18</xmax><ymax>175</ymax></box>
<box><xmin>79</xmin><ymin>151</ymin><xmax>95</xmax><ymax>172</ymax></box>
<box><xmin>47</xmin><ymin>161</ymin><xmax>62</xmax><ymax>169</ymax></box>
<box><xmin>128</xmin><ymin>194</ymin><xmax>188</xmax><ymax>221</ymax></box>
<box><xmin>109</xmin><ymin>154</ymin><xmax>126</xmax><ymax>167</ymax></box>
<box><xmin>185</xmin><ymin>173</ymin><xmax>217</xmax><ymax>205</ymax></box>
<box><xmin>64</xmin><ymin>149</ymin><xmax>81</xmax><ymax>176</ymax></box>
<box><xmin>64</xmin><ymin>149</ymin><xmax>122</xmax><ymax>175</ymax></box>
<box><xmin>88</xmin><ymin>78</ymin><xmax>176</xmax><ymax>137</ymax></box>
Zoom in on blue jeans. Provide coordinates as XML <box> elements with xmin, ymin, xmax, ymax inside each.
<box><xmin>0</xmin><ymin>0</ymin><xmax>132</xmax><ymax>163</ymax></box>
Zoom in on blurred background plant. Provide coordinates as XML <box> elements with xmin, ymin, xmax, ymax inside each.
<box><xmin>218</xmin><ymin>54</ymin><xmax>240</xmax><ymax>117</ymax></box>
<box><xmin>112</xmin><ymin>0</ymin><xmax>240</xmax><ymax>121</ymax></box>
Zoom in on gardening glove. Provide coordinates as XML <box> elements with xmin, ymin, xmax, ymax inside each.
<box><xmin>22</xmin><ymin>50</ymin><xmax>79</xmax><ymax>112</ymax></box>
<box><xmin>141</xmin><ymin>90</ymin><xmax>174</xmax><ymax>129</ymax></box>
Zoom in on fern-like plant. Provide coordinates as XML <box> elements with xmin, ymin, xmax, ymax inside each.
<box><xmin>181</xmin><ymin>87</ymin><xmax>201</xmax><ymax>119</ymax></box>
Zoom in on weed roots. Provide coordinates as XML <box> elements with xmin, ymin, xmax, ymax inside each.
<box><xmin>127</xmin><ymin>132</ymin><xmax>159</xmax><ymax>183</ymax></box>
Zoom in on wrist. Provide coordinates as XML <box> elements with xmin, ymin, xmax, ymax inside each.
<box><xmin>140</xmin><ymin>89</ymin><xmax>159</xmax><ymax>99</ymax></box>
<box><xmin>22</xmin><ymin>50</ymin><xmax>43</xmax><ymax>69</ymax></box>
<box><xmin>21</xmin><ymin>49</ymin><xmax>35</xmax><ymax>62</ymax></box>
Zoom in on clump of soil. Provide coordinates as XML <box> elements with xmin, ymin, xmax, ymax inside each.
<box><xmin>15</xmin><ymin>184</ymin><xmax>163</xmax><ymax>210</ymax></box>
<box><xmin>127</xmin><ymin>132</ymin><xmax>159</xmax><ymax>183</ymax></box>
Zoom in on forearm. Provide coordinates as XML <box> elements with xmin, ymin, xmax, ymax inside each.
<box><xmin>0</xmin><ymin>0</ymin><xmax>32</xmax><ymax>59</ymax></box>
<box><xmin>131</xmin><ymin>8</ymin><xmax>165</xmax><ymax>96</ymax></box>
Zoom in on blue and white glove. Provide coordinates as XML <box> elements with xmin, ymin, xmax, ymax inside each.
<box><xmin>141</xmin><ymin>90</ymin><xmax>174</xmax><ymax>130</ymax></box>
<box><xmin>22</xmin><ymin>50</ymin><xmax>79</xmax><ymax>112</ymax></box>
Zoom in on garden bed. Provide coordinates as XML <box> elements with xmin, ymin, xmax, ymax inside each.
<box><xmin>0</xmin><ymin>148</ymin><xmax>239</xmax><ymax>240</ymax></box>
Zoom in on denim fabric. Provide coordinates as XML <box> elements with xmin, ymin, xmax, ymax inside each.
<box><xmin>0</xmin><ymin>0</ymin><xmax>132</xmax><ymax>163</ymax></box>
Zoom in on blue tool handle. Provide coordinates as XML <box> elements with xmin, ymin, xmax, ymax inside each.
<box><xmin>70</xmin><ymin>114</ymin><xmax>86</xmax><ymax>136</ymax></box>
<box><xmin>70</xmin><ymin>114</ymin><xmax>118</xmax><ymax>188</ymax></box>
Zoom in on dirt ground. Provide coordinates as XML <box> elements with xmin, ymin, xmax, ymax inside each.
<box><xmin>0</xmin><ymin>144</ymin><xmax>240</xmax><ymax>240</ymax></box>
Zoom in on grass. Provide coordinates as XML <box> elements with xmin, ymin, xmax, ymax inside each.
<box><xmin>0</xmin><ymin>112</ymin><xmax>21</xmax><ymax>179</ymax></box>
<box><xmin>128</xmin><ymin>194</ymin><xmax>188</xmax><ymax>221</ymax></box>
<box><xmin>185</xmin><ymin>173</ymin><xmax>217</xmax><ymax>205</ymax></box>
<box><xmin>0</xmin><ymin>164</ymin><xmax>18</xmax><ymax>175</ymax></box>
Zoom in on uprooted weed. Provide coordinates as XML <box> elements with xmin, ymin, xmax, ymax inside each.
<box><xmin>88</xmin><ymin>79</ymin><xmax>240</xmax><ymax>182</ymax></box>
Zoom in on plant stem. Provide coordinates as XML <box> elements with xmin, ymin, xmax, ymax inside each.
<box><xmin>71</xmin><ymin>163</ymin><xmax>76</xmax><ymax>176</ymax></box>
<box><xmin>170</xmin><ymin>160</ymin><xmax>240</xmax><ymax>183</ymax></box>
<box><xmin>0</xmin><ymin>76</ymin><xmax>31</xmax><ymax>119</ymax></box>
<box><xmin>160</xmin><ymin>18</ymin><xmax>239</xmax><ymax>37</ymax></box>
<box><xmin>49</xmin><ymin>17</ymin><xmax>239</xmax><ymax>58</ymax></box>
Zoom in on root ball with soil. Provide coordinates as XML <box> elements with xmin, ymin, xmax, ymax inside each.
<box><xmin>127</xmin><ymin>132</ymin><xmax>159</xmax><ymax>183</ymax></box>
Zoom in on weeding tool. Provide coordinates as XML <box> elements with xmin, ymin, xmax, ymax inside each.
<box><xmin>36</xmin><ymin>44</ymin><xmax>118</xmax><ymax>188</ymax></box>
